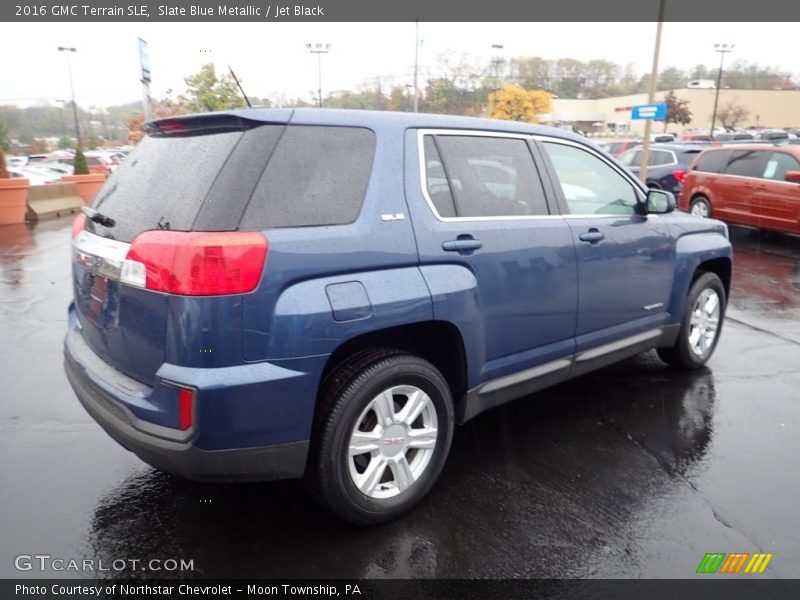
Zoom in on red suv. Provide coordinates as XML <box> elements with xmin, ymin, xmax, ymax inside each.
<box><xmin>679</xmin><ymin>145</ymin><xmax>800</xmax><ymax>235</ymax></box>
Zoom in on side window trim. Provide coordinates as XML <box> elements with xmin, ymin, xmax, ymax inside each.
<box><xmin>532</xmin><ymin>136</ymin><xmax>647</xmax><ymax>217</ymax></box>
<box><xmin>416</xmin><ymin>128</ymin><xmax>556</xmax><ymax>222</ymax></box>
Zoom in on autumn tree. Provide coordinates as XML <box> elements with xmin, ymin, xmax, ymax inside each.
<box><xmin>663</xmin><ymin>91</ymin><xmax>692</xmax><ymax>131</ymax></box>
<box><xmin>184</xmin><ymin>63</ymin><xmax>246</xmax><ymax>113</ymax></box>
<box><xmin>488</xmin><ymin>85</ymin><xmax>552</xmax><ymax>123</ymax></box>
<box><xmin>715</xmin><ymin>99</ymin><xmax>750</xmax><ymax>129</ymax></box>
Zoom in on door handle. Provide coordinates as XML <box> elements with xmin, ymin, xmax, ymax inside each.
<box><xmin>442</xmin><ymin>237</ymin><xmax>483</xmax><ymax>253</ymax></box>
<box><xmin>578</xmin><ymin>229</ymin><xmax>605</xmax><ymax>244</ymax></box>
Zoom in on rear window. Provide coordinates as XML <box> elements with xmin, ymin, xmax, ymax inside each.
<box><xmin>91</xmin><ymin>130</ymin><xmax>243</xmax><ymax>242</ymax></box>
<box><xmin>89</xmin><ymin>124</ymin><xmax>375</xmax><ymax>242</ymax></box>
<box><xmin>693</xmin><ymin>150</ymin><xmax>730</xmax><ymax>174</ymax></box>
<box><xmin>240</xmin><ymin>126</ymin><xmax>375</xmax><ymax>229</ymax></box>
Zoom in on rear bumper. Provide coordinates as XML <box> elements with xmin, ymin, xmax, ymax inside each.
<box><xmin>65</xmin><ymin>353</ymin><xmax>309</xmax><ymax>482</ymax></box>
<box><xmin>63</xmin><ymin>310</ymin><xmax>328</xmax><ymax>482</ymax></box>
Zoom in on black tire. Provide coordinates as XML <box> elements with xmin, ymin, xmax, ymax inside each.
<box><xmin>308</xmin><ymin>350</ymin><xmax>454</xmax><ymax>525</ymax></box>
<box><xmin>690</xmin><ymin>195</ymin><xmax>712</xmax><ymax>218</ymax></box>
<box><xmin>657</xmin><ymin>272</ymin><xmax>726</xmax><ymax>370</ymax></box>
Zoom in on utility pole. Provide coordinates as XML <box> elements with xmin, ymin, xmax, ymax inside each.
<box><xmin>307</xmin><ymin>43</ymin><xmax>332</xmax><ymax>108</ymax></box>
<box><xmin>638</xmin><ymin>0</ymin><xmax>665</xmax><ymax>185</ymax></box>
<box><xmin>709</xmin><ymin>43</ymin><xmax>734</xmax><ymax>139</ymax></box>
<box><xmin>57</xmin><ymin>46</ymin><xmax>81</xmax><ymax>147</ymax></box>
<box><xmin>413</xmin><ymin>19</ymin><xmax>420</xmax><ymax>113</ymax></box>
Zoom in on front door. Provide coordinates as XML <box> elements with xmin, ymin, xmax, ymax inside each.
<box><xmin>537</xmin><ymin>139</ymin><xmax>676</xmax><ymax>352</ymax></box>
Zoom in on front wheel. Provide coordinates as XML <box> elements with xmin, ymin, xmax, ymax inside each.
<box><xmin>657</xmin><ymin>272</ymin><xmax>726</xmax><ymax>370</ymax></box>
<box><xmin>308</xmin><ymin>350</ymin><xmax>454</xmax><ymax>525</ymax></box>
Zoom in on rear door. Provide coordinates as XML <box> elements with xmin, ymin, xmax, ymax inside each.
<box><xmin>406</xmin><ymin>130</ymin><xmax>578</xmax><ymax>386</ymax></box>
<box><xmin>754</xmin><ymin>151</ymin><xmax>800</xmax><ymax>233</ymax></box>
<box><xmin>719</xmin><ymin>149</ymin><xmax>770</xmax><ymax>225</ymax></box>
<box><xmin>537</xmin><ymin>138</ymin><xmax>675</xmax><ymax>353</ymax></box>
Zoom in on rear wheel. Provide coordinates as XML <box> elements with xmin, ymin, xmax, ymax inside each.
<box><xmin>657</xmin><ymin>272</ymin><xmax>726</xmax><ymax>370</ymax></box>
<box><xmin>308</xmin><ymin>350</ymin><xmax>454</xmax><ymax>525</ymax></box>
<box><xmin>690</xmin><ymin>195</ymin><xmax>712</xmax><ymax>218</ymax></box>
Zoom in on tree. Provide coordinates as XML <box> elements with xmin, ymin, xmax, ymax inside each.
<box><xmin>658</xmin><ymin>67</ymin><xmax>687</xmax><ymax>91</ymax></box>
<box><xmin>57</xmin><ymin>135</ymin><xmax>75</xmax><ymax>150</ymax></box>
<box><xmin>28</xmin><ymin>139</ymin><xmax>49</xmax><ymax>154</ymax></box>
<box><xmin>488</xmin><ymin>85</ymin><xmax>552</xmax><ymax>123</ymax></box>
<box><xmin>0</xmin><ymin>147</ymin><xmax>9</xmax><ymax>179</ymax></box>
<box><xmin>0</xmin><ymin>123</ymin><xmax>10</xmax><ymax>152</ymax></box>
<box><xmin>73</xmin><ymin>149</ymin><xmax>89</xmax><ymax>175</ymax></box>
<box><xmin>715</xmin><ymin>99</ymin><xmax>750</xmax><ymax>129</ymax></box>
<box><xmin>663</xmin><ymin>91</ymin><xmax>692</xmax><ymax>131</ymax></box>
<box><xmin>184</xmin><ymin>63</ymin><xmax>246</xmax><ymax>113</ymax></box>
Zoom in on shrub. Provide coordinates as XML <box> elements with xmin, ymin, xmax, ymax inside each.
<box><xmin>0</xmin><ymin>148</ymin><xmax>9</xmax><ymax>179</ymax></box>
<box><xmin>73</xmin><ymin>148</ymin><xmax>90</xmax><ymax>175</ymax></box>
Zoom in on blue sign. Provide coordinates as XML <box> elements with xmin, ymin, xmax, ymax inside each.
<box><xmin>631</xmin><ymin>103</ymin><xmax>666</xmax><ymax>120</ymax></box>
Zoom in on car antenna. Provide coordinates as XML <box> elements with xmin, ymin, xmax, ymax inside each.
<box><xmin>228</xmin><ymin>65</ymin><xmax>252</xmax><ymax>108</ymax></box>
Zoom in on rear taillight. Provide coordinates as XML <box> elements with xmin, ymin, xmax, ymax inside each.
<box><xmin>672</xmin><ymin>170</ymin><xmax>688</xmax><ymax>184</ymax></box>
<box><xmin>178</xmin><ymin>388</ymin><xmax>194</xmax><ymax>431</ymax></box>
<box><xmin>72</xmin><ymin>213</ymin><xmax>86</xmax><ymax>239</ymax></box>
<box><xmin>122</xmin><ymin>230</ymin><xmax>268</xmax><ymax>296</ymax></box>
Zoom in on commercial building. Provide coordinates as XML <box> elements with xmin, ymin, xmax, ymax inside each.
<box><xmin>541</xmin><ymin>88</ymin><xmax>800</xmax><ymax>136</ymax></box>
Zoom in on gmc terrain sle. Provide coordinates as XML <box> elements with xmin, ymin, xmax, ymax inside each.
<box><xmin>65</xmin><ymin>109</ymin><xmax>732</xmax><ymax>524</ymax></box>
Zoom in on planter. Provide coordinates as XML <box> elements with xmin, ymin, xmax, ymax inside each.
<box><xmin>0</xmin><ymin>178</ymin><xmax>30</xmax><ymax>225</ymax></box>
<box><xmin>62</xmin><ymin>173</ymin><xmax>106</xmax><ymax>204</ymax></box>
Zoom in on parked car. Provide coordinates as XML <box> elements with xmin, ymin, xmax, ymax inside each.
<box><xmin>617</xmin><ymin>143</ymin><xmax>705</xmax><ymax>196</ymax></box>
<box><xmin>597</xmin><ymin>138</ymin><xmax>641</xmax><ymax>157</ymax></box>
<box><xmin>679</xmin><ymin>144</ymin><xmax>800</xmax><ymax>235</ymax></box>
<box><xmin>65</xmin><ymin>109</ymin><xmax>732</xmax><ymax>524</ymax></box>
<box><xmin>650</xmin><ymin>133</ymin><xmax>676</xmax><ymax>143</ymax></box>
<box><xmin>714</xmin><ymin>132</ymin><xmax>755</xmax><ymax>142</ymax></box>
<box><xmin>8</xmin><ymin>166</ymin><xmax>62</xmax><ymax>185</ymax></box>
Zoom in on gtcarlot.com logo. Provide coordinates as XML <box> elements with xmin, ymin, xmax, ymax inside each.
<box><xmin>696</xmin><ymin>552</ymin><xmax>773</xmax><ymax>574</ymax></box>
<box><xmin>14</xmin><ymin>554</ymin><xmax>195</xmax><ymax>572</ymax></box>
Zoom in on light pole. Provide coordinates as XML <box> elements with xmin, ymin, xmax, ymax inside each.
<box><xmin>306</xmin><ymin>43</ymin><xmax>332</xmax><ymax>108</ymax></box>
<box><xmin>55</xmin><ymin>99</ymin><xmax>67</xmax><ymax>139</ymax></box>
<box><xmin>490</xmin><ymin>43</ymin><xmax>504</xmax><ymax>90</ymax></box>
<box><xmin>709</xmin><ymin>43</ymin><xmax>734</xmax><ymax>140</ymax></box>
<box><xmin>57</xmin><ymin>46</ymin><xmax>81</xmax><ymax>147</ymax></box>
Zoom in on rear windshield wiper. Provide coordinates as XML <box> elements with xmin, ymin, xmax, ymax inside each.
<box><xmin>81</xmin><ymin>206</ymin><xmax>116</xmax><ymax>228</ymax></box>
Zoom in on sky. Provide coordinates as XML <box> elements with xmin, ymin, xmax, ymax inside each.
<box><xmin>1</xmin><ymin>22</ymin><xmax>797</xmax><ymax>109</ymax></box>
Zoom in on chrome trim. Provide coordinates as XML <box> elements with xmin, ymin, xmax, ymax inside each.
<box><xmin>574</xmin><ymin>328</ymin><xmax>663</xmax><ymax>363</ymax></box>
<box><xmin>416</xmin><ymin>129</ymin><xmax>559</xmax><ymax>223</ymax></box>
<box><xmin>72</xmin><ymin>230</ymin><xmax>131</xmax><ymax>282</ymax></box>
<box><xmin>414</xmin><ymin>129</ymin><xmax>648</xmax><ymax>224</ymax></box>
<box><xmin>477</xmin><ymin>358</ymin><xmax>572</xmax><ymax>396</ymax></box>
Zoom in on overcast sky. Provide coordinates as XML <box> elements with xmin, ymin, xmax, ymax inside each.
<box><xmin>1</xmin><ymin>22</ymin><xmax>797</xmax><ymax>108</ymax></box>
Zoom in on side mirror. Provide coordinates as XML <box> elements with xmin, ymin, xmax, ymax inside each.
<box><xmin>784</xmin><ymin>170</ymin><xmax>800</xmax><ymax>184</ymax></box>
<box><xmin>645</xmin><ymin>189</ymin><xmax>676</xmax><ymax>214</ymax></box>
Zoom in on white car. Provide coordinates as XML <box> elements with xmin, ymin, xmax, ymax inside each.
<box><xmin>8</xmin><ymin>166</ymin><xmax>63</xmax><ymax>186</ymax></box>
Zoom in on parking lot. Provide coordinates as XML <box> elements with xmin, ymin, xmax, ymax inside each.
<box><xmin>1</xmin><ymin>219</ymin><xmax>798</xmax><ymax>579</ymax></box>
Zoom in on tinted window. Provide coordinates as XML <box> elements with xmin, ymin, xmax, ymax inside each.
<box><xmin>431</xmin><ymin>135</ymin><xmax>548</xmax><ymax>217</ymax></box>
<box><xmin>762</xmin><ymin>152</ymin><xmax>800</xmax><ymax>181</ymax></box>
<box><xmin>618</xmin><ymin>149</ymin><xmax>641</xmax><ymax>167</ymax></box>
<box><xmin>422</xmin><ymin>136</ymin><xmax>456</xmax><ymax>218</ymax></box>
<box><xmin>694</xmin><ymin>150</ymin><xmax>730</xmax><ymax>173</ymax></box>
<box><xmin>242</xmin><ymin>126</ymin><xmax>376</xmax><ymax>229</ymax></box>
<box><xmin>543</xmin><ymin>142</ymin><xmax>639</xmax><ymax>215</ymax></box>
<box><xmin>650</xmin><ymin>150</ymin><xmax>675</xmax><ymax>166</ymax></box>
<box><xmin>725</xmin><ymin>150</ymin><xmax>769</xmax><ymax>178</ymax></box>
<box><xmin>91</xmin><ymin>130</ymin><xmax>243</xmax><ymax>242</ymax></box>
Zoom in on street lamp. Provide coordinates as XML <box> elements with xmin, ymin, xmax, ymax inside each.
<box><xmin>57</xmin><ymin>46</ymin><xmax>81</xmax><ymax>147</ymax></box>
<box><xmin>55</xmin><ymin>99</ymin><xmax>67</xmax><ymax>139</ymax></box>
<box><xmin>490</xmin><ymin>43</ymin><xmax>504</xmax><ymax>90</ymax></box>
<box><xmin>306</xmin><ymin>43</ymin><xmax>332</xmax><ymax>108</ymax></box>
<box><xmin>709</xmin><ymin>43</ymin><xmax>734</xmax><ymax>140</ymax></box>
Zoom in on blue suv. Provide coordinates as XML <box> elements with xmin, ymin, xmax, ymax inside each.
<box><xmin>65</xmin><ymin>109</ymin><xmax>732</xmax><ymax>524</ymax></box>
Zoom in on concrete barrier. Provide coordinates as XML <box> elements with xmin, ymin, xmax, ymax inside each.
<box><xmin>26</xmin><ymin>183</ymin><xmax>84</xmax><ymax>221</ymax></box>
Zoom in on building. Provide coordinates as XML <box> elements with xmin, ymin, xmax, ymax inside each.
<box><xmin>541</xmin><ymin>88</ymin><xmax>800</xmax><ymax>136</ymax></box>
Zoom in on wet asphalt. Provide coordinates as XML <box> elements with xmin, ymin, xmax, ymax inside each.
<box><xmin>1</xmin><ymin>219</ymin><xmax>798</xmax><ymax>580</ymax></box>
